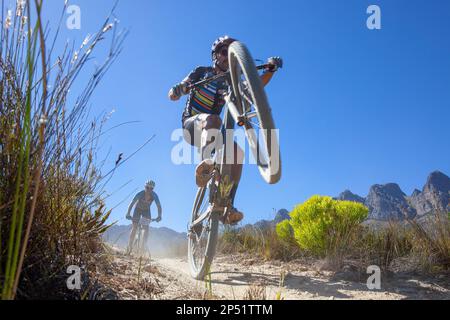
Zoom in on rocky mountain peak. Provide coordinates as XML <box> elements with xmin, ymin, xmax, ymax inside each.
<box><xmin>274</xmin><ymin>209</ymin><xmax>290</xmax><ymax>224</ymax></box>
<box><xmin>366</xmin><ymin>183</ymin><xmax>416</xmax><ymax>220</ymax></box>
<box><xmin>371</xmin><ymin>183</ymin><xmax>406</xmax><ymax>199</ymax></box>
<box><xmin>337</xmin><ymin>190</ymin><xmax>366</xmax><ymax>204</ymax></box>
<box><xmin>424</xmin><ymin>171</ymin><xmax>450</xmax><ymax>194</ymax></box>
<box><xmin>411</xmin><ymin>171</ymin><xmax>450</xmax><ymax>217</ymax></box>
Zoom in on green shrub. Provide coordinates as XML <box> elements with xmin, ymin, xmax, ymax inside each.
<box><xmin>276</xmin><ymin>220</ymin><xmax>294</xmax><ymax>243</ymax></box>
<box><xmin>287</xmin><ymin>196</ymin><xmax>368</xmax><ymax>260</ymax></box>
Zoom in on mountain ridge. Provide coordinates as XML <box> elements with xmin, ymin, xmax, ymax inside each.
<box><xmin>337</xmin><ymin>170</ymin><xmax>450</xmax><ymax>221</ymax></box>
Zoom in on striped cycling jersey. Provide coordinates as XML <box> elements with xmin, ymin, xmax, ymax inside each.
<box><xmin>181</xmin><ymin>66</ymin><xmax>229</xmax><ymax>123</ymax></box>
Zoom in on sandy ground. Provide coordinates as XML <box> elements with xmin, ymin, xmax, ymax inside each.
<box><xmin>96</xmin><ymin>249</ymin><xmax>449</xmax><ymax>300</ymax></box>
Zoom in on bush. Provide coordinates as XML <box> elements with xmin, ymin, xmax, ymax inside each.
<box><xmin>286</xmin><ymin>196</ymin><xmax>368</xmax><ymax>262</ymax></box>
<box><xmin>276</xmin><ymin>220</ymin><xmax>294</xmax><ymax>243</ymax></box>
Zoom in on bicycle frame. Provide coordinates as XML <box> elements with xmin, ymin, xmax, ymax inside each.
<box><xmin>131</xmin><ymin>218</ymin><xmax>157</xmax><ymax>255</ymax></box>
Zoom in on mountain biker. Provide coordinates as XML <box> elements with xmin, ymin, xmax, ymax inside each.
<box><xmin>168</xmin><ymin>36</ymin><xmax>282</xmax><ymax>225</ymax></box>
<box><xmin>126</xmin><ymin>180</ymin><xmax>162</xmax><ymax>253</ymax></box>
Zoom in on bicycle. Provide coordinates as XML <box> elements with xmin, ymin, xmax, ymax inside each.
<box><xmin>187</xmin><ymin>41</ymin><xmax>282</xmax><ymax>280</ymax></box>
<box><xmin>127</xmin><ymin>216</ymin><xmax>159</xmax><ymax>257</ymax></box>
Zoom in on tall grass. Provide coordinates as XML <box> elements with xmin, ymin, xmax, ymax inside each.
<box><xmin>1</xmin><ymin>0</ymin><xmax>126</xmax><ymax>299</ymax></box>
<box><xmin>354</xmin><ymin>223</ymin><xmax>413</xmax><ymax>271</ymax></box>
<box><xmin>353</xmin><ymin>214</ymin><xmax>449</xmax><ymax>272</ymax></box>
<box><xmin>408</xmin><ymin>213</ymin><xmax>450</xmax><ymax>271</ymax></box>
<box><xmin>219</xmin><ymin>225</ymin><xmax>302</xmax><ymax>261</ymax></box>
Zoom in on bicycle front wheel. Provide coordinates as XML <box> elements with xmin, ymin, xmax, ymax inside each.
<box><xmin>228</xmin><ymin>41</ymin><xmax>282</xmax><ymax>184</ymax></box>
<box><xmin>130</xmin><ymin>231</ymin><xmax>140</xmax><ymax>256</ymax></box>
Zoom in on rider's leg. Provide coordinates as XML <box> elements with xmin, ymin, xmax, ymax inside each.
<box><xmin>183</xmin><ymin>114</ymin><xmax>243</xmax><ymax>223</ymax></box>
<box><xmin>195</xmin><ymin>114</ymin><xmax>222</xmax><ymax>187</ymax></box>
<box><xmin>127</xmin><ymin>221</ymin><xmax>139</xmax><ymax>253</ymax></box>
<box><xmin>183</xmin><ymin>114</ymin><xmax>222</xmax><ymax>153</ymax></box>
<box><xmin>183</xmin><ymin>114</ymin><xmax>221</xmax><ymax>186</ymax></box>
<box><xmin>224</xmin><ymin>142</ymin><xmax>244</xmax><ymax>224</ymax></box>
<box><xmin>229</xmin><ymin>142</ymin><xmax>244</xmax><ymax>204</ymax></box>
<box><xmin>199</xmin><ymin>119</ymin><xmax>245</xmax><ymax>223</ymax></box>
<box><xmin>199</xmin><ymin>114</ymin><xmax>222</xmax><ymax>160</ymax></box>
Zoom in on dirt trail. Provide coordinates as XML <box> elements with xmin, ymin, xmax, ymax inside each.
<box><xmin>156</xmin><ymin>256</ymin><xmax>449</xmax><ymax>300</ymax></box>
<box><xmin>98</xmin><ymin>249</ymin><xmax>449</xmax><ymax>300</ymax></box>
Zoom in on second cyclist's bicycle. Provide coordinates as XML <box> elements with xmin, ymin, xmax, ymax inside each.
<box><xmin>127</xmin><ymin>216</ymin><xmax>158</xmax><ymax>257</ymax></box>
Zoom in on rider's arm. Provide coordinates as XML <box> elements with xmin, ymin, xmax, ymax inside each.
<box><xmin>168</xmin><ymin>82</ymin><xmax>188</xmax><ymax>101</ymax></box>
<box><xmin>260</xmin><ymin>57</ymin><xmax>283</xmax><ymax>86</ymax></box>
<box><xmin>261</xmin><ymin>71</ymin><xmax>275</xmax><ymax>86</ymax></box>
<box><xmin>127</xmin><ymin>193</ymin><xmax>139</xmax><ymax>217</ymax></box>
<box><xmin>168</xmin><ymin>66</ymin><xmax>206</xmax><ymax>101</ymax></box>
<box><xmin>154</xmin><ymin>193</ymin><xmax>162</xmax><ymax>219</ymax></box>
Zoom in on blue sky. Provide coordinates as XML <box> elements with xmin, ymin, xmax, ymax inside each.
<box><xmin>22</xmin><ymin>0</ymin><xmax>450</xmax><ymax>231</ymax></box>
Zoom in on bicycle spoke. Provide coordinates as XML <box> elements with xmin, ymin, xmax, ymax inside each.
<box><xmin>242</xmin><ymin>90</ymin><xmax>253</xmax><ymax>109</ymax></box>
<box><xmin>248</xmin><ymin>120</ymin><xmax>261</xmax><ymax>128</ymax></box>
<box><xmin>200</xmin><ymin>200</ymin><xmax>209</xmax><ymax>216</ymax></box>
<box><xmin>245</xmin><ymin>111</ymin><xmax>258</xmax><ymax>119</ymax></box>
<box><xmin>193</xmin><ymin>223</ymin><xmax>207</xmax><ymax>267</ymax></box>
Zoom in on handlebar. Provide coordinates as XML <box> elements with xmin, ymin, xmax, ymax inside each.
<box><xmin>187</xmin><ymin>63</ymin><xmax>270</xmax><ymax>91</ymax></box>
<box><xmin>125</xmin><ymin>216</ymin><xmax>161</xmax><ymax>223</ymax></box>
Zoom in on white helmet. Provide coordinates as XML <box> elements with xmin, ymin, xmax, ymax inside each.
<box><xmin>145</xmin><ymin>180</ymin><xmax>155</xmax><ymax>189</ymax></box>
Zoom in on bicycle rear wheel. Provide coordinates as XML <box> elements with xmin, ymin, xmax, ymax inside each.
<box><xmin>228</xmin><ymin>41</ymin><xmax>282</xmax><ymax>184</ymax></box>
<box><xmin>188</xmin><ymin>183</ymin><xmax>220</xmax><ymax>280</ymax></box>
